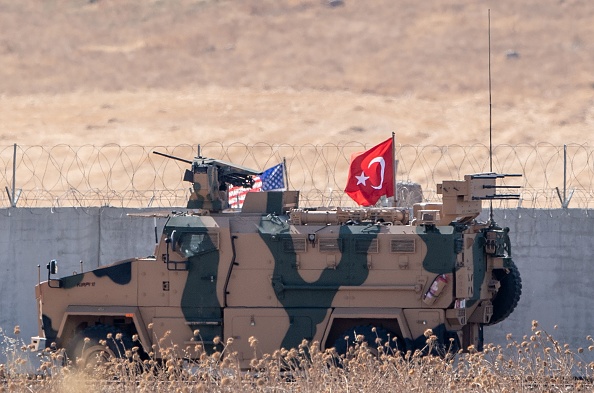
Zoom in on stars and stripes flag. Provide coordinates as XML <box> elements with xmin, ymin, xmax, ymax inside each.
<box><xmin>228</xmin><ymin>162</ymin><xmax>286</xmax><ymax>208</ymax></box>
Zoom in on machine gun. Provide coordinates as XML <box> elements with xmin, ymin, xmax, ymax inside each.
<box><xmin>153</xmin><ymin>151</ymin><xmax>262</xmax><ymax>212</ymax></box>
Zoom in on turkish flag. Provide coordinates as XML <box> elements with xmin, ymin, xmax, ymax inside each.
<box><xmin>345</xmin><ymin>138</ymin><xmax>394</xmax><ymax>206</ymax></box>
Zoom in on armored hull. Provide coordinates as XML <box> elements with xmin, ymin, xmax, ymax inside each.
<box><xmin>33</xmin><ymin>157</ymin><xmax>521</xmax><ymax>367</ymax></box>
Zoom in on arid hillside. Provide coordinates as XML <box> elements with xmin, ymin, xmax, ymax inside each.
<box><xmin>1</xmin><ymin>0</ymin><xmax>593</xmax><ymax>147</ymax></box>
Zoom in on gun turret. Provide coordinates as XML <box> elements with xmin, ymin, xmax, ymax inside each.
<box><xmin>436</xmin><ymin>173</ymin><xmax>521</xmax><ymax>224</ymax></box>
<box><xmin>153</xmin><ymin>151</ymin><xmax>261</xmax><ymax>212</ymax></box>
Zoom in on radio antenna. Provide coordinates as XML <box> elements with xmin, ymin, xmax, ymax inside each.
<box><xmin>488</xmin><ymin>9</ymin><xmax>495</xmax><ymax>224</ymax></box>
<box><xmin>488</xmin><ymin>9</ymin><xmax>493</xmax><ymax>173</ymax></box>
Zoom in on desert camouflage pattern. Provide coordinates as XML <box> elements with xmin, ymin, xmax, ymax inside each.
<box><xmin>33</xmin><ymin>154</ymin><xmax>521</xmax><ymax>367</ymax></box>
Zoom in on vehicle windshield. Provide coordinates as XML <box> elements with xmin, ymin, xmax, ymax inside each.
<box><xmin>179</xmin><ymin>233</ymin><xmax>217</xmax><ymax>257</ymax></box>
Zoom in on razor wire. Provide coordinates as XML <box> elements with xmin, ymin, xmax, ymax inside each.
<box><xmin>1</xmin><ymin>143</ymin><xmax>593</xmax><ymax>209</ymax></box>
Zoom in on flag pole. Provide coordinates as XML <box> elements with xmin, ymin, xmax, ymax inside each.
<box><xmin>392</xmin><ymin>131</ymin><xmax>397</xmax><ymax>207</ymax></box>
<box><xmin>282</xmin><ymin>157</ymin><xmax>289</xmax><ymax>191</ymax></box>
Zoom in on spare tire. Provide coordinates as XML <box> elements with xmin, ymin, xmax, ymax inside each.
<box><xmin>487</xmin><ymin>259</ymin><xmax>522</xmax><ymax>325</ymax></box>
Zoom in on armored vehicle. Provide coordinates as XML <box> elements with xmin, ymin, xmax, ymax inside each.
<box><xmin>32</xmin><ymin>152</ymin><xmax>521</xmax><ymax>367</ymax></box>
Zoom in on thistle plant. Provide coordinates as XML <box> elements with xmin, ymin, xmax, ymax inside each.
<box><xmin>1</xmin><ymin>322</ymin><xmax>594</xmax><ymax>392</ymax></box>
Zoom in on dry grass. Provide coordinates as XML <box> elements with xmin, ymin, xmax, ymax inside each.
<box><xmin>3</xmin><ymin>321</ymin><xmax>594</xmax><ymax>392</ymax></box>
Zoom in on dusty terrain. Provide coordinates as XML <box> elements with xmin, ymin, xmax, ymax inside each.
<box><xmin>1</xmin><ymin>0</ymin><xmax>593</xmax><ymax>148</ymax></box>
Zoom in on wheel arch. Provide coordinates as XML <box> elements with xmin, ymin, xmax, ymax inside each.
<box><xmin>56</xmin><ymin>305</ymin><xmax>151</xmax><ymax>354</ymax></box>
<box><xmin>487</xmin><ymin>259</ymin><xmax>522</xmax><ymax>325</ymax></box>
<box><xmin>320</xmin><ymin>308</ymin><xmax>411</xmax><ymax>351</ymax></box>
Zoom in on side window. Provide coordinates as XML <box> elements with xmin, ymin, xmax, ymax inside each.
<box><xmin>179</xmin><ymin>233</ymin><xmax>219</xmax><ymax>257</ymax></box>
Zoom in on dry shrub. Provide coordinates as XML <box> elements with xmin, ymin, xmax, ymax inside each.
<box><xmin>2</xmin><ymin>321</ymin><xmax>594</xmax><ymax>392</ymax></box>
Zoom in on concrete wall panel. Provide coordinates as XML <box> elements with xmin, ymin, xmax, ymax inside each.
<box><xmin>0</xmin><ymin>207</ymin><xmax>167</xmax><ymax>344</ymax></box>
<box><xmin>486</xmin><ymin>209</ymin><xmax>594</xmax><ymax>361</ymax></box>
<box><xmin>2</xmin><ymin>207</ymin><xmax>594</xmax><ymax>362</ymax></box>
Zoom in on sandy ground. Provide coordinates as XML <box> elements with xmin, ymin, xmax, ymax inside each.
<box><xmin>1</xmin><ymin>0</ymin><xmax>593</xmax><ymax>204</ymax></box>
<box><xmin>2</xmin><ymin>0</ymin><xmax>593</xmax><ymax>145</ymax></box>
<box><xmin>2</xmin><ymin>87</ymin><xmax>593</xmax><ymax>147</ymax></box>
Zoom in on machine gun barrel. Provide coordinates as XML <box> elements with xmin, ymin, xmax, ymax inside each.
<box><xmin>473</xmin><ymin>194</ymin><xmax>521</xmax><ymax>200</ymax></box>
<box><xmin>482</xmin><ymin>185</ymin><xmax>522</xmax><ymax>189</ymax></box>
<box><xmin>470</xmin><ymin>173</ymin><xmax>522</xmax><ymax>179</ymax></box>
<box><xmin>153</xmin><ymin>151</ymin><xmax>193</xmax><ymax>164</ymax></box>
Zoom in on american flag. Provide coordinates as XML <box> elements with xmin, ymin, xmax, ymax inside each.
<box><xmin>228</xmin><ymin>162</ymin><xmax>286</xmax><ymax>208</ymax></box>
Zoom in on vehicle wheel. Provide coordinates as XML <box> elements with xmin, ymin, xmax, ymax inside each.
<box><xmin>79</xmin><ymin>343</ymin><xmax>116</xmax><ymax>370</ymax></box>
<box><xmin>488</xmin><ymin>259</ymin><xmax>522</xmax><ymax>325</ymax></box>
<box><xmin>333</xmin><ymin>325</ymin><xmax>403</xmax><ymax>357</ymax></box>
<box><xmin>67</xmin><ymin>324</ymin><xmax>134</xmax><ymax>368</ymax></box>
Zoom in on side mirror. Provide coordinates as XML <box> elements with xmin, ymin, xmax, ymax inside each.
<box><xmin>47</xmin><ymin>259</ymin><xmax>58</xmax><ymax>275</ymax></box>
<box><xmin>163</xmin><ymin>230</ymin><xmax>188</xmax><ymax>271</ymax></box>
<box><xmin>170</xmin><ymin>230</ymin><xmax>177</xmax><ymax>252</ymax></box>
<box><xmin>47</xmin><ymin>259</ymin><xmax>62</xmax><ymax>288</ymax></box>
<box><xmin>165</xmin><ymin>230</ymin><xmax>177</xmax><ymax>265</ymax></box>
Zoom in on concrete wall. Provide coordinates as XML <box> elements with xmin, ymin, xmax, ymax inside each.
<box><xmin>1</xmin><ymin>207</ymin><xmax>593</xmax><ymax>361</ymax></box>
<box><xmin>0</xmin><ymin>207</ymin><xmax>168</xmax><ymax>347</ymax></box>
<box><xmin>485</xmin><ymin>208</ymin><xmax>594</xmax><ymax>362</ymax></box>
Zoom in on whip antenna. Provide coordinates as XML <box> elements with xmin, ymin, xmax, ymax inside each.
<box><xmin>488</xmin><ymin>9</ymin><xmax>493</xmax><ymax>173</ymax></box>
<box><xmin>488</xmin><ymin>9</ymin><xmax>494</xmax><ymax>223</ymax></box>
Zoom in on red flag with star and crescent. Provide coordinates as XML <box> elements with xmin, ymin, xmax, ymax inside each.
<box><xmin>345</xmin><ymin>138</ymin><xmax>394</xmax><ymax>206</ymax></box>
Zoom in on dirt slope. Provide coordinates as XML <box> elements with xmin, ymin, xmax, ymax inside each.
<box><xmin>1</xmin><ymin>0</ymin><xmax>593</xmax><ymax>147</ymax></box>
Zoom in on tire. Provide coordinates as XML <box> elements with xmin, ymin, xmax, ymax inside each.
<box><xmin>333</xmin><ymin>325</ymin><xmax>403</xmax><ymax>357</ymax></box>
<box><xmin>66</xmin><ymin>324</ymin><xmax>134</xmax><ymax>368</ymax></box>
<box><xmin>488</xmin><ymin>259</ymin><xmax>522</xmax><ymax>325</ymax></box>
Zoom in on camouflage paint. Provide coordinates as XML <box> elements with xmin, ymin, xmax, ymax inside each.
<box><xmin>265</xmin><ymin>192</ymin><xmax>284</xmax><ymax>215</ymax></box>
<box><xmin>187</xmin><ymin>179</ymin><xmax>205</xmax><ymax>209</ymax></box>
<box><xmin>418</xmin><ymin>226</ymin><xmax>457</xmax><ymax>275</ymax></box>
<box><xmin>60</xmin><ymin>261</ymin><xmax>132</xmax><ymax>289</ymax></box>
<box><xmin>166</xmin><ymin>216</ymin><xmax>223</xmax><ymax>341</ymax></box>
<box><xmin>41</xmin><ymin>314</ymin><xmax>58</xmax><ymax>345</ymax></box>
<box><xmin>180</xmin><ymin>243</ymin><xmax>221</xmax><ymax>318</ymax></box>
<box><xmin>32</xmin><ymin>156</ymin><xmax>521</xmax><ymax>365</ymax></box>
<box><xmin>258</xmin><ymin>215</ymin><xmax>380</xmax><ymax>349</ymax></box>
<box><xmin>60</xmin><ymin>273</ymin><xmax>85</xmax><ymax>289</ymax></box>
<box><xmin>466</xmin><ymin>231</ymin><xmax>486</xmax><ymax>307</ymax></box>
<box><xmin>93</xmin><ymin>261</ymin><xmax>132</xmax><ymax>285</ymax></box>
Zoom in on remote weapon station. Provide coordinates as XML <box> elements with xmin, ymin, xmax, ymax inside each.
<box><xmin>33</xmin><ymin>150</ymin><xmax>521</xmax><ymax>367</ymax></box>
